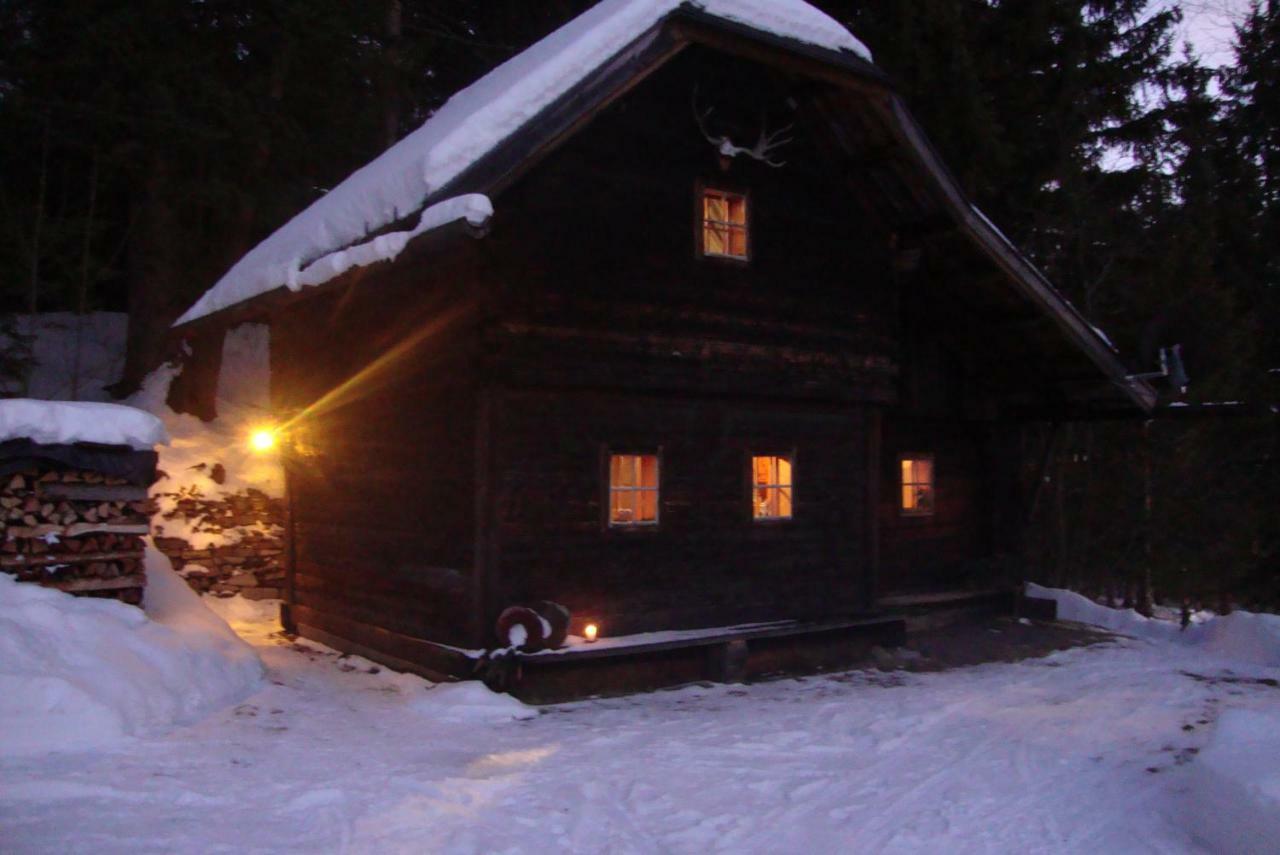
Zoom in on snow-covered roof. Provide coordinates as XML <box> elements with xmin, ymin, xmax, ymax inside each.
<box><xmin>173</xmin><ymin>0</ymin><xmax>870</xmax><ymax>326</ymax></box>
<box><xmin>0</xmin><ymin>399</ymin><xmax>168</xmax><ymax>450</ymax></box>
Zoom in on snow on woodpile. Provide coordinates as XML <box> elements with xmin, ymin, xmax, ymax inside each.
<box><xmin>174</xmin><ymin>0</ymin><xmax>870</xmax><ymax>325</ymax></box>
<box><xmin>1027</xmin><ymin>582</ymin><xmax>1280</xmax><ymax>667</ymax></box>
<box><xmin>0</xmin><ymin>545</ymin><xmax>262</xmax><ymax>756</ymax></box>
<box><xmin>0</xmin><ymin>399</ymin><xmax>166</xmax><ymax>450</ymax></box>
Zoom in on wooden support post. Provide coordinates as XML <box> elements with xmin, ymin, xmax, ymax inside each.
<box><xmin>708</xmin><ymin>639</ymin><xmax>748</xmax><ymax>683</ymax></box>
<box><xmin>1137</xmin><ymin>419</ymin><xmax>1155</xmax><ymax>617</ymax></box>
<box><xmin>865</xmin><ymin>407</ymin><xmax>882</xmax><ymax>608</ymax></box>
<box><xmin>473</xmin><ymin>385</ymin><xmax>498</xmax><ymax>650</ymax></box>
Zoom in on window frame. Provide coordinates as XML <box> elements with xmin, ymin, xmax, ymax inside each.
<box><xmin>695</xmin><ymin>182</ymin><xmax>751</xmax><ymax>263</ymax></box>
<box><xmin>898</xmin><ymin>452</ymin><xmax>936</xmax><ymax>517</ymax></box>
<box><xmin>747</xmin><ymin>450</ymin><xmax>795</xmax><ymax>523</ymax></box>
<box><xmin>603</xmin><ymin>448</ymin><xmax>662</xmax><ymax>531</ymax></box>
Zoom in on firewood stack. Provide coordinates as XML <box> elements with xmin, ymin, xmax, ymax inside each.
<box><xmin>1</xmin><ymin>468</ymin><xmax>153</xmax><ymax>605</ymax></box>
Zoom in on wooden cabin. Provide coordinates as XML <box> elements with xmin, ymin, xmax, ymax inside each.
<box><xmin>171</xmin><ymin>0</ymin><xmax>1154</xmax><ymax>693</ymax></box>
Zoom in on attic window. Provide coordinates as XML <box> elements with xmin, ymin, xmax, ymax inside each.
<box><xmin>752</xmin><ymin>455</ymin><xmax>792</xmax><ymax>520</ymax></box>
<box><xmin>701</xmin><ymin>188</ymin><xmax>748</xmax><ymax>259</ymax></box>
<box><xmin>609</xmin><ymin>454</ymin><xmax>659</xmax><ymax>527</ymax></box>
<box><xmin>900</xmin><ymin>455</ymin><xmax>934</xmax><ymax>516</ymax></box>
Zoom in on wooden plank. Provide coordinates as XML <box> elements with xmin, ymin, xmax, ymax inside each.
<box><xmin>1</xmin><ymin>550</ymin><xmax>142</xmax><ymax>568</ymax></box>
<box><xmin>49</xmin><ymin>574</ymin><xmax>146</xmax><ymax>593</ymax></box>
<box><xmin>35</xmin><ymin>483</ymin><xmax>149</xmax><ymax>501</ymax></box>
<box><xmin>517</xmin><ymin>614</ymin><xmax>901</xmax><ymax>664</ymax></box>
<box><xmin>6</xmin><ymin>523</ymin><xmax>149</xmax><ymax>538</ymax></box>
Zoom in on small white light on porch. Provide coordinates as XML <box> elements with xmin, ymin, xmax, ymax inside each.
<box><xmin>584</xmin><ymin>623</ymin><xmax>599</xmax><ymax>643</ymax></box>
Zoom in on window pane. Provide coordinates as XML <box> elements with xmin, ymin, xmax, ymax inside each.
<box><xmin>702</xmin><ymin>189</ymin><xmax>748</xmax><ymax>259</ymax></box>
<box><xmin>916</xmin><ymin>486</ymin><xmax>933</xmax><ymax>512</ymax></box>
<box><xmin>705</xmin><ymin>223</ymin><xmax>728</xmax><ymax>255</ymax></box>
<box><xmin>639</xmin><ymin>454</ymin><xmax>658</xmax><ymax>489</ymax></box>
<box><xmin>639</xmin><ymin>489</ymin><xmax>658</xmax><ymax>523</ymax></box>
<box><xmin>752</xmin><ymin>456</ymin><xmax>793</xmax><ymax>519</ymax></box>
<box><xmin>727</xmin><ymin>195</ymin><xmax>747</xmax><ymax>225</ymax></box>
<box><xmin>704</xmin><ymin>194</ymin><xmax>727</xmax><ymax>222</ymax></box>
<box><xmin>900</xmin><ymin>456</ymin><xmax>934</xmax><ymax>514</ymax></box>
<box><xmin>609</xmin><ymin>454</ymin><xmax>659</xmax><ymax>525</ymax></box>
<box><xmin>612</xmin><ymin>488</ymin><xmax>635</xmax><ymax>523</ymax></box>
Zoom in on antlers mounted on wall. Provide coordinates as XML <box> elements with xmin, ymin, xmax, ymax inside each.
<box><xmin>692</xmin><ymin>88</ymin><xmax>794</xmax><ymax>168</ymax></box>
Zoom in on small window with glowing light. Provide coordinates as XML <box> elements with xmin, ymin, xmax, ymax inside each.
<box><xmin>608</xmin><ymin>454</ymin><xmax>659</xmax><ymax>527</ymax></box>
<box><xmin>752</xmin><ymin>455</ymin><xmax>793</xmax><ymax>520</ymax></box>
<box><xmin>701</xmin><ymin>188</ymin><xmax>748</xmax><ymax>259</ymax></box>
<box><xmin>900</xmin><ymin>455</ymin><xmax>934</xmax><ymax>516</ymax></box>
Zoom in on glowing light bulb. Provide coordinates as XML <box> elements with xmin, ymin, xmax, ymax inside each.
<box><xmin>584</xmin><ymin>623</ymin><xmax>599</xmax><ymax>643</ymax></box>
<box><xmin>250</xmin><ymin>429</ymin><xmax>277</xmax><ymax>452</ymax></box>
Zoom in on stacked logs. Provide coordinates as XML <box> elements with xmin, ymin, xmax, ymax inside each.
<box><xmin>1</xmin><ymin>469</ymin><xmax>152</xmax><ymax>605</ymax></box>
<box><xmin>153</xmin><ymin>487</ymin><xmax>286</xmax><ymax>599</ymax></box>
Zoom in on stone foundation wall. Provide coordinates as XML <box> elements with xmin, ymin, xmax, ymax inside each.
<box><xmin>153</xmin><ymin>488</ymin><xmax>286</xmax><ymax>600</ymax></box>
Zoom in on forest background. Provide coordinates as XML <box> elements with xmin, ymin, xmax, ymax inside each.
<box><xmin>1</xmin><ymin>1</ymin><xmax>1275</xmax><ymax>609</ymax></box>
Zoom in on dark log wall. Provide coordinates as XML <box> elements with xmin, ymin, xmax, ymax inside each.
<box><xmin>877</xmin><ymin>417</ymin><xmax>987</xmax><ymax>593</ymax></box>
<box><xmin>271</xmin><ymin>248</ymin><xmax>484</xmax><ymax>650</ymax></box>
<box><xmin>875</xmin><ymin>291</ymin><xmax>990</xmax><ymax>593</ymax></box>
<box><xmin>488</xmin><ymin>389</ymin><xmax>868</xmax><ymax>635</ymax></box>
<box><xmin>475</xmin><ymin>48</ymin><xmax>896</xmax><ymax>634</ymax></box>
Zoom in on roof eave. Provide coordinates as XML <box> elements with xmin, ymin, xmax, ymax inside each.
<box><xmin>170</xmin><ymin>216</ymin><xmax>490</xmax><ymax>335</ymax></box>
<box><xmin>882</xmin><ymin>96</ymin><xmax>1156</xmax><ymax>415</ymax></box>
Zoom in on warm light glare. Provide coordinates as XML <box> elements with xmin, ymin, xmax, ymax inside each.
<box><xmin>250</xmin><ymin>429</ymin><xmax>277</xmax><ymax>453</ymax></box>
<box><xmin>584</xmin><ymin>623</ymin><xmax>599</xmax><ymax>643</ymax></box>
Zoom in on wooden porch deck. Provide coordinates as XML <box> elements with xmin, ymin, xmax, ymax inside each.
<box><xmin>507</xmin><ymin>614</ymin><xmax>906</xmax><ymax>703</ymax></box>
<box><xmin>503</xmin><ymin>587</ymin><xmax>1055</xmax><ymax>703</ymax></box>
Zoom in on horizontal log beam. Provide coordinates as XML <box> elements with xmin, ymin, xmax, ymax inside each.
<box><xmin>35</xmin><ymin>484</ymin><xmax>149</xmax><ymax>501</ymax></box>
<box><xmin>6</xmin><ymin>523</ymin><xmax>149</xmax><ymax>538</ymax></box>
<box><xmin>1</xmin><ymin>549</ymin><xmax>143</xmax><ymax>568</ymax></box>
<box><xmin>49</xmin><ymin>574</ymin><xmax>146</xmax><ymax>593</ymax></box>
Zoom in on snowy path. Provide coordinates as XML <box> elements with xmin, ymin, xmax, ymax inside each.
<box><xmin>3</xmin><ymin>629</ymin><xmax>1277</xmax><ymax>853</ymax></box>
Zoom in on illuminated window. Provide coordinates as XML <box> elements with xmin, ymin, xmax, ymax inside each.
<box><xmin>701</xmin><ymin>188</ymin><xmax>748</xmax><ymax>259</ymax></box>
<box><xmin>900</xmin><ymin>455</ymin><xmax>934</xmax><ymax>516</ymax></box>
<box><xmin>609</xmin><ymin>454</ymin><xmax>659</xmax><ymax>526</ymax></box>
<box><xmin>752</xmin><ymin>455</ymin><xmax>793</xmax><ymax>520</ymax></box>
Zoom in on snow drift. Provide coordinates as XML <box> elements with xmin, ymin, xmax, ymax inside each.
<box><xmin>0</xmin><ymin>545</ymin><xmax>262</xmax><ymax>756</ymax></box>
<box><xmin>407</xmin><ymin>681</ymin><xmax>538</xmax><ymax>723</ymax></box>
<box><xmin>1184</xmin><ymin>708</ymin><xmax>1280</xmax><ymax>855</ymax></box>
<box><xmin>1026</xmin><ymin>582</ymin><xmax>1280</xmax><ymax>667</ymax></box>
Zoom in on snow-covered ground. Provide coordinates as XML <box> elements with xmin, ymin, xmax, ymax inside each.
<box><xmin>3</xmin><ymin>593</ymin><xmax>1278</xmax><ymax>854</ymax></box>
